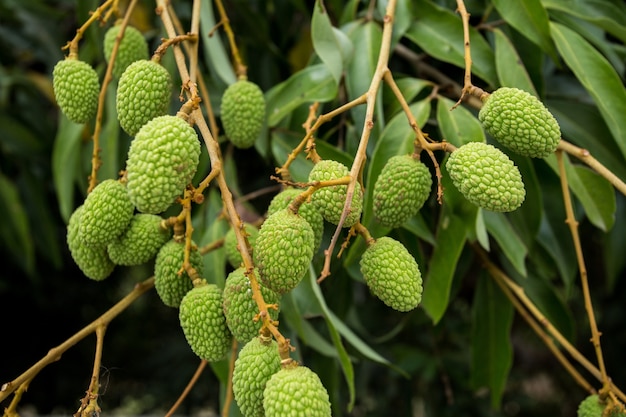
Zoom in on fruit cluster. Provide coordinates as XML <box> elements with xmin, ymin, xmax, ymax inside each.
<box><xmin>55</xmin><ymin>15</ymin><xmax>566</xmax><ymax>417</ymax></box>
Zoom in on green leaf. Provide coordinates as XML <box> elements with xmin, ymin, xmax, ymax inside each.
<box><xmin>0</xmin><ymin>173</ymin><xmax>34</xmax><ymax>275</ymax></box>
<box><xmin>98</xmin><ymin>83</ymin><xmax>121</xmax><ymax>181</ymax></box>
<box><xmin>436</xmin><ymin>95</ymin><xmax>485</xmax><ymax>147</ymax></box>
<box><xmin>483</xmin><ymin>211</ymin><xmax>528</xmax><ymax>277</ymax></box>
<box><xmin>383</xmin><ymin>77</ymin><xmax>433</xmax><ymax>120</ymax></box>
<box><xmin>546</xmin><ymin>101</ymin><xmax>626</xmax><ymax>183</ymax></box>
<box><xmin>471</xmin><ymin>272</ymin><xmax>514</xmax><ymax>409</ymax></box>
<box><xmin>312</xmin><ymin>0</ymin><xmax>353</xmax><ymax>85</ymax></box>
<box><xmin>506</xmin><ymin>155</ymin><xmax>543</xmax><ymax>247</ymax></box>
<box><xmin>421</xmin><ymin>213</ymin><xmax>467</xmax><ymax>324</ymax></box>
<box><xmin>544</xmin><ymin>153</ymin><xmax>616</xmax><ymax>231</ymax></box>
<box><xmin>304</xmin><ymin>268</ymin><xmax>355</xmax><ymax>411</ymax></box>
<box><xmin>199</xmin><ymin>0</ymin><xmax>236</xmax><ymax>86</ymax></box>
<box><xmin>543</xmin><ymin>0</ymin><xmax>626</xmax><ymax>44</ymax></box>
<box><xmin>492</xmin><ymin>0</ymin><xmax>558</xmax><ymax>62</ymax></box>
<box><xmin>475</xmin><ymin>209</ymin><xmax>490</xmax><ymax>251</ymax></box>
<box><xmin>405</xmin><ymin>0</ymin><xmax>497</xmax><ymax>86</ymax></box>
<box><xmin>52</xmin><ymin>113</ymin><xmax>86</xmax><ymax>223</ymax></box>
<box><xmin>493</xmin><ymin>29</ymin><xmax>538</xmax><ymax>95</ymax></box>
<box><xmin>550</xmin><ymin>22</ymin><xmax>626</xmax><ymax>161</ymax></box>
<box><xmin>343</xmin><ymin>20</ymin><xmax>383</xmax><ymax>134</ymax></box>
<box><xmin>266</xmin><ymin>64</ymin><xmax>338</xmax><ymax>127</ymax></box>
<box><xmin>196</xmin><ymin>189</ymin><xmax>229</xmax><ymax>288</ymax></box>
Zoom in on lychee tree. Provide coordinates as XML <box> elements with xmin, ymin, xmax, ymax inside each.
<box><xmin>1</xmin><ymin>0</ymin><xmax>626</xmax><ymax>416</ymax></box>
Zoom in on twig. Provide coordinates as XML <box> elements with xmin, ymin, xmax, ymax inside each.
<box><xmin>164</xmin><ymin>360</ymin><xmax>207</xmax><ymax>417</ymax></box>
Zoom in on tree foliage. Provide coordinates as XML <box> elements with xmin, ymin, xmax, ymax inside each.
<box><xmin>1</xmin><ymin>0</ymin><xmax>626</xmax><ymax>416</ymax></box>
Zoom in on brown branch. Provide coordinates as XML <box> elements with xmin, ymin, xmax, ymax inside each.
<box><xmin>164</xmin><ymin>360</ymin><xmax>207</xmax><ymax>417</ymax></box>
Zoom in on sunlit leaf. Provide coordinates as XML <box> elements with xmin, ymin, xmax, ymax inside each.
<box><xmin>312</xmin><ymin>0</ymin><xmax>353</xmax><ymax>85</ymax></box>
<box><xmin>436</xmin><ymin>95</ymin><xmax>485</xmax><ymax>147</ymax></box>
<box><xmin>484</xmin><ymin>211</ymin><xmax>528</xmax><ymax>277</ymax></box>
<box><xmin>493</xmin><ymin>29</ymin><xmax>538</xmax><ymax>95</ymax></box>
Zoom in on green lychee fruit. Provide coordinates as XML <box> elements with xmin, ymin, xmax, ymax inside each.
<box><xmin>267</xmin><ymin>187</ymin><xmax>324</xmax><ymax>250</ymax></box>
<box><xmin>359</xmin><ymin>236</ymin><xmax>423</xmax><ymax>312</ymax></box>
<box><xmin>445</xmin><ymin>142</ymin><xmax>525</xmax><ymax>212</ymax></box>
<box><xmin>308</xmin><ymin>159</ymin><xmax>363</xmax><ymax>227</ymax></box>
<box><xmin>577</xmin><ymin>395</ymin><xmax>604</xmax><ymax>417</ymax></box>
<box><xmin>103</xmin><ymin>24</ymin><xmax>149</xmax><ymax>80</ymax></box>
<box><xmin>67</xmin><ymin>205</ymin><xmax>115</xmax><ymax>281</ymax></box>
<box><xmin>263</xmin><ymin>363</ymin><xmax>331</xmax><ymax>417</ymax></box>
<box><xmin>179</xmin><ymin>282</ymin><xmax>233</xmax><ymax>362</ymax></box>
<box><xmin>224</xmin><ymin>222</ymin><xmax>259</xmax><ymax>269</ymax></box>
<box><xmin>220</xmin><ymin>79</ymin><xmax>266</xmax><ymax>149</ymax></box>
<box><xmin>253</xmin><ymin>208</ymin><xmax>314</xmax><ymax>294</ymax></box>
<box><xmin>125</xmin><ymin>115</ymin><xmax>201</xmax><ymax>214</ymax></box>
<box><xmin>222</xmin><ymin>267</ymin><xmax>280</xmax><ymax>344</ymax></box>
<box><xmin>373</xmin><ymin>154</ymin><xmax>432</xmax><ymax>228</ymax></box>
<box><xmin>107</xmin><ymin>213</ymin><xmax>171</xmax><ymax>266</ymax></box>
<box><xmin>52</xmin><ymin>57</ymin><xmax>100</xmax><ymax>124</ymax></box>
<box><xmin>478</xmin><ymin>87</ymin><xmax>561</xmax><ymax>158</ymax></box>
<box><xmin>154</xmin><ymin>239</ymin><xmax>204</xmax><ymax>308</ymax></box>
<box><xmin>116</xmin><ymin>59</ymin><xmax>172</xmax><ymax>136</ymax></box>
<box><xmin>79</xmin><ymin>179</ymin><xmax>135</xmax><ymax>246</ymax></box>
<box><xmin>232</xmin><ymin>337</ymin><xmax>281</xmax><ymax>417</ymax></box>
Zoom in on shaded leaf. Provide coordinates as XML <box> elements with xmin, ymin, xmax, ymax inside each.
<box><xmin>484</xmin><ymin>211</ymin><xmax>528</xmax><ymax>277</ymax></box>
<box><xmin>199</xmin><ymin>0</ymin><xmax>236</xmax><ymax>86</ymax></box>
<box><xmin>436</xmin><ymin>95</ymin><xmax>485</xmax><ymax>147</ymax></box>
<box><xmin>383</xmin><ymin>77</ymin><xmax>433</xmax><ymax>120</ymax></box>
<box><xmin>492</xmin><ymin>0</ymin><xmax>558</xmax><ymax>62</ymax></box>
<box><xmin>312</xmin><ymin>0</ymin><xmax>353</xmax><ymax>85</ymax></box>
<box><xmin>544</xmin><ymin>153</ymin><xmax>616</xmax><ymax>231</ymax></box>
<box><xmin>196</xmin><ymin>188</ymin><xmax>229</xmax><ymax>288</ymax></box>
<box><xmin>550</xmin><ymin>22</ymin><xmax>626</xmax><ymax>161</ymax></box>
<box><xmin>471</xmin><ymin>272</ymin><xmax>514</xmax><ymax>409</ymax></box>
<box><xmin>543</xmin><ymin>0</ymin><xmax>626</xmax><ymax>43</ymax></box>
<box><xmin>266</xmin><ymin>64</ymin><xmax>337</xmax><ymax>127</ymax></box>
<box><xmin>421</xmin><ymin>212</ymin><xmax>467</xmax><ymax>324</ymax></box>
<box><xmin>0</xmin><ymin>173</ymin><xmax>35</xmax><ymax>275</ymax></box>
<box><xmin>493</xmin><ymin>28</ymin><xmax>538</xmax><ymax>95</ymax></box>
<box><xmin>405</xmin><ymin>0</ymin><xmax>497</xmax><ymax>86</ymax></box>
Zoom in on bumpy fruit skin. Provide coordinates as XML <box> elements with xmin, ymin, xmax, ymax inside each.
<box><xmin>576</xmin><ymin>394</ymin><xmax>626</xmax><ymax>417</ymax></box>
<box><xmin>67</xmin><ymin>206</ymin><xmax>115</xmax><ymax>281</ymax></box>
<box><xmin>232</xmin><ymin>337</ymin><xmax>281</xmax><ymax>417</ymax></box>
<box><xmin>445</xmin><ymin>142</ymin><xmax>526</xmax><ymax>212</ymax></box>
<box><xmin>107</xmin><ymin>213</ymin><xmax>171</xmax><ymax>266</ymax></box>
<box><xmin>116</xmin><ymin>59</ymin><xmax>172</xmax><ymax>136</ymax></box>
<box><xmin>79</xmin><ymin>179</ymin><xmax>135</xmax><ymax>246</ymax></box>
<box><xmin>253</xmin><ymin>208</ymin><xmax>314</xmax><ymax>294</ymax></box>
<box><xmin>179</xmin><ymin>282</ymin><xmax>233</xmax><ymax>362</ymax></box>
<box><xmin>224</xmin><ymin>223</ymin><xmax>259</xmax><ymax>269</ymax></box>
<box><xmin>220</xmin><ymin>79</ymin><xmax>266</xmax><ymax>149</ymax></box>
<box><xmin>223</xmin><ymin>267</ymin><xmax>280</xmax><ymax>344</ymax></box>
<box><xmin>125</xmin><ymin>115</ymin><xmax>200</xmax><ymax>214</ymax></box>
<box><xmin>308</xmin><ymin>160</ymin><xmax>363</xmax><ymax>227</ymax></box>
<box><xmin>154</xmin><ymin>239</ymin><xmax>203</xmax><ymax>308</ymax></box>
<box><xmin>103</xmin><ymin>24</ymin><xmax>149</xmax><ymax>79</ymax></box>
<box><xmin>263</xmin><ymin>364</ymin><xmax>331</xmax><ymax>417</ymax></box>
<box><xmin>373</xmin><ymin>155</ymin><xmax>432</xmax><ymax>228</ymax></box>
<box><xmin>359</xmin><ymin>237</ymin><xmax>423</xmax><ymax>312</ymax></box>
<box><xmin>479</xmin><ymin>87</ymin><xmax>561</xmax><ymax>158</ymax></box>
<box><xmin>267</xmin><ymin>187</ymin><xmax>324</xmax><ymax>250</ymax></box>
<box><xmin>52</xmin><ymin>58</ymin><xmax>100</xmax><ymax>124</ymax></box>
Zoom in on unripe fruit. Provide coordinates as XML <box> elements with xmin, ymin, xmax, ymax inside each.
<box><xmin>224</xmin><ymin>223</ymin><xmax>259</xmax><ymax>269</ymax></box>
<box><xmin>373</xmin><ymin>154</ymin><xmax>432</xmax><ymax>228</ymax></box>
<box><xmin>263</xmin><ymin>363</ymin><xmax>331</xmax><ymax>417</ymax></box>
<box><xmin>267</xmin><ymin>187</ymin><xmax>324</xmax><ymax>250</ymax></box>
<box><xmin>79</xmin><ymin>179</ymin><xmax>135</xmax><ymax>246</ymax></box>
<box><xmin>116</xmin><ymin>59</ymin><xmax>172</xmax><ymax>136</ymax></box>
<box><xmin>179</xmin><ymin>282</ymin><xmax>233</xmax><ymax>362</ymax></box>
<box><xmin>223</xmin><ymin>267</ymin><xmax>280</xmax><ymax>344</ymax></box>
<box><xmin>576</xmin><ymin>394</ymin><xmax>626</xmax><ymax>417</ymax></box>
<box><xmin>107</xmin><ymin>213</ymin><xmax>171</xmax><ymax>266</ymax></box>
<box><xmin>308</xmin><ymin>160</ymin><xmax>363</xmax><ymax>227</ymax></box>
<box><xmin>253</xmin><ymin>208</ymin><xmax>315</xmax><ymax>294</ymax></box>
<box><xmin>67</xmin><ymin>205</ymin><xmax>115</xmax><ymax>281</ymax></box>
<box><xmin>52</xmin><ymin>58</ymin><xmax>100</xmax><ymax>124</ymax></box>
<box><xmin>125</xmin><ymin>115</ymin><xmax>201</xmax><ymax>214</ymax></box>
<box><xmin>220</xmin><ymin>79</ymin><xmax>266</xmax><ymax>149</ymax></box>
<box><xmin>479</xmin><ymin>87</ymin><xmax>561</xmax><ymax>158</ymax></box>
<box><xmin>445</xmin><ymin>142</ymin><xmax>526</xmax><ymax>212</ymax></box>
<box><xmin>359</xmin><ymin>236</ymin><xmax>423</xmax><ymax>312</ymax></box>
<box><xmin>232</xmin><ymin>337</ymin><xmax>281</xmax><ymax>417</ymax></box>
<box><xmin>154</xmin><ymin>239</ymin><xmax>204</xmax><ymax>308</ymax></box>
<box><xmin>103</xmin><ymin>24</ymin><xmax>149</xmax><ymax>80</ymax></box>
